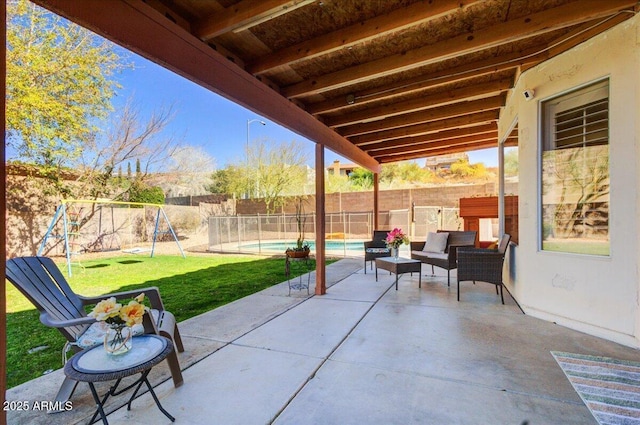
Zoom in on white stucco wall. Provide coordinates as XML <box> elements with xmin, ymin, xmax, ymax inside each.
<box><xmin>500</xmin><ymin>14</ymin><xmax>640</xmax><ymax>347</ymax></box>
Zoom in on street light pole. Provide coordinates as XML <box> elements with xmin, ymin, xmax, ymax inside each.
<box><xmin>246</xmin><ymin>118</ymin><xmax>266</xmax><ymax>199</ymax></box>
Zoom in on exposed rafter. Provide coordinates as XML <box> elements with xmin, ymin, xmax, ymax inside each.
<box><xmin>362</xmin><ymin>124</ymin><xmax>498</xmax><ymax>153</ymax></box>
<box><xmin>545</xmin><ymin>12</ymin><xmax>635</xmax><ymax>59</ymax></box>
<box><xmin>32</xmin><ymin>0</ymin><xmax>637</xmax><ymax>169</ymax></box>
<box><xmin>372</xmin><ymin>133</ymin><xmax>499</xmax><ymax>161</ymax></box>
<box><xmin>248</xmin><ymin>0</ymin><xmax>481</xmax><ymax>75</ymax></box>
<box><xmin>326</xmin><ymin>78</ymin><xmax>512</xmax><ymax>129</ymax></box>
<box><xmin>194</xmin><ymin>0</ymin><xmax>313</xmax><ymax>40</ymax></box>
<box><xmin>349</xmin><ymin>110</ymin><xmax>500</xmax><ymax>146</ymax></box>
<box><xmin>282</xmin><ymin>0</ymin><xmax>634</xmax><ymax>98</ymax></box>
<box><xmin>340</xmin><ymin>96</ymin><xmax>505</xmax><ymax>138</ymax></box>
<box><xmin>376</xmin><ymin>139</ymin><xmax>500</xmax><ymax>163</ymax></box>
<box><xmin>306</xmin><ymin>47</ymin><xmax>543</xmax><ymax>116</ymax></box>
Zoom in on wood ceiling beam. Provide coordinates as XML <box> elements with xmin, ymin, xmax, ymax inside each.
<box><xmin>340</xmin><ymin>95</ymin><xmax>504</xmax><ymax>138</ymax></box>
<box><xmin>363</xmin><ymin>123</ymin><xmax>498</xmax><ymax>152</ymax></box>
<box><xmin>248</xmin><ymin>0</ymin><xmax>481</xmax><ymax>75</ymax></box>
<box><xmin>504</xmin><ymin>136</ymin><xmax>518</xmax><ymax>148</ymax></box>
<box><xmin>326</xmin><ymin>77</ymin><xmax>512</xmax><ymax>128</ymax></box>
<box><xmin>375</xmin><ymin>139</ymin><xmax>499</xmax><ymax>163</ymax></box>
<box><xmin>349</xmin><ymin>110</ymin><xmax>499</xmax><ymax>146</ymax></box>
<box><xmin>367</xmin><ymin>131</ymin><xmax>499</xmax><ymax>158</ymax></box>
<box><xmin>143</xmin><ymin>0</ymin><xmax>192</xmax><ymax>32</ymax></box>
<box><xmin>283</xmin><ymin>0</ymin><xmax>636</xmax><ymax>98</ymax></box>
<box><xmin>306</xmin><ymin>46</ymin><xmax>543</xmax><ymax>115</ymax></box>
<box><xmin>194</xmin><ymin>0</ymin><xmax>313</xmax><ymax>41</ymax></box>
<box><xmin>545</xmin><ymin>12</ymin><xmax>634</xmax><ymax>59</ymax></box>
<box><xmin>35</xmin><ymin>0</ymin><xmax>380</xmax><ymax>172</ymax></box>
<box><xmin>515</xmin><ymin>13</ymin><xmax>634</xmax><ymax>78</ymax></box>
<box><xmin>504</xmin><ymin>125</ymin><xmax>518</xmax><ymax>147</ymax></box>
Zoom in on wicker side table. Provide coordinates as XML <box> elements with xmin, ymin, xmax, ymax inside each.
<box><xmin>375</xmin><ymin>257</ymin><xmax>422</xmax><ymax>290</ymax></box>
<box><xmin>64</xmin><ymin>334</ymin><xmax>175</xmax><ymax>425</ymax></box>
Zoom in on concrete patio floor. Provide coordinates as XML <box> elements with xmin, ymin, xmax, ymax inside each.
<box><xmin>8</xmin><ymin>258</ymin><xmax>640</xmax><ymax>424</ymax></box>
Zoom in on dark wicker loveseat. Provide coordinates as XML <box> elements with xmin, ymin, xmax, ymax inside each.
<box><xmin>410</xmin><ymin>230</ymin><xmax>477</xmax><ymax>286</ymax></box>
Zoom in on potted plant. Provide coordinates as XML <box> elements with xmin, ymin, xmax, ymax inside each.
<box><xmin>285</xmin><ymin>196</ymin><xmax>310</xmax><ymax>258</ymax></box>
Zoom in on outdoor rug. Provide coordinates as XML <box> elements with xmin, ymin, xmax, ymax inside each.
<box><xmin>552</xmin><ymin>351</ymin><xmax>640</xmax><ymax>425</ymax></box>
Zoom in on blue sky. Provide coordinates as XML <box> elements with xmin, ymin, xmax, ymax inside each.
<box><xmin>114</xmin><ymin>52</ymin><xmax>500</xmax><ymax>169</ymax></box>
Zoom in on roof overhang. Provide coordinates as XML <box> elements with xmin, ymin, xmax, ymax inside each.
<box><xmin>32</xmin><ymin>0</ymin><xmax>639</xmax><ymax>172</ymax></box>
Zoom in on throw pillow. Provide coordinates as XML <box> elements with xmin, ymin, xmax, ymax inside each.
<box><xmin>422</xmin><ymin>232</ymin><xmax>449</xmax><ymax>253</ymax></box>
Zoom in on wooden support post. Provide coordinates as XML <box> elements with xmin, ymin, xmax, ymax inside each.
<box><xmin>1</xmin><ymin>0</ymin><xmax>8</xmax><ymax>419</ymax></box>
<box><xmin>315</xmin><ymin>144</ymin><xmax>326</xmax><ymax>295</ymax></box>
<box><xmin>373</xmin><ymin>173</ymin><xmax>379</xmax><ymax>230</ymax></box>
<box><xmin>498</xmin><ymin>137</ymin><xmax>505</xmax><ymax>236</ymax></box>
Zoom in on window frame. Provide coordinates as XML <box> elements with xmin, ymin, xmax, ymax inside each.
<box><xmin>538</xmin><ymin>78</ymin><xmax>611</xmax><ymax>256</ymax></box>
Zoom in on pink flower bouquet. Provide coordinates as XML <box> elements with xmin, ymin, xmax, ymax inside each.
<box><xmin>385</xmin><ymin>228</ymin><xmax>410</xmax><ymax>249</ymax></box>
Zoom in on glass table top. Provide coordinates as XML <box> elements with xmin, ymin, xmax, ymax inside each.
<box><xmin>73</xmin><ymin>335</ymin><xmax>166</xmax><ymax>374</ymax></box>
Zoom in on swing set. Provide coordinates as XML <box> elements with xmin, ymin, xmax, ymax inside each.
<box><xmin>38</xmin><ymin>199</ymin><xmax>186</xmax><ymax>276</ymax></box>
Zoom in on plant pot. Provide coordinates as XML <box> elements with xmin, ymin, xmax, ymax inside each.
<box><xmin>286</xmin><ymin>248</ymin><xmax>310</xmax><ymax>258</ymax></box>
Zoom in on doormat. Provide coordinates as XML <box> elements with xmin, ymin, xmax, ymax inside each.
<box><xmin>552</xmin><ymin>351</ymin><xmax>640</xmax><ymax>424</ymax></box>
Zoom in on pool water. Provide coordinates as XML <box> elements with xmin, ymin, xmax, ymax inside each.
<box><xmin>240</xmin><ymin>240</ymin><xmax>364</xmax><ymax>252</ymax></box>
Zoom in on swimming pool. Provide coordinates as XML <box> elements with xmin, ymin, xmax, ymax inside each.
<box><xmin>239</xmin><ymin>240</ymin><xmax>365</xmax><ymax>253</ymax></box>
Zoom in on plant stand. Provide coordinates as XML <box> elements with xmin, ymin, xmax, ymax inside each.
<box><xmin>285</xmin><ymin>255</ymin><xmax>311</xmax><ymax>295</ymax></box>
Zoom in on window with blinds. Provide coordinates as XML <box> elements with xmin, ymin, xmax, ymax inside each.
<box><xmin>540</xmin><ymin>80</ymin><xmax>610</xmax><ymax>256</ymax></box>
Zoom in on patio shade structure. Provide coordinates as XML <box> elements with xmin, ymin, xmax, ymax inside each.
<box><xmin>27</xmin><ymin>0</ymin><xmax>637</xmax><ymax>287</ymax></box>
<box><xmin>31</xmin><ymin>0</ymin><xmax>635</xmax><ymax>164</ymax></box>
<box><xmin>2</xmin><ymin>0</ymin><xmax>638</xmax><ymax>413</ymax></box>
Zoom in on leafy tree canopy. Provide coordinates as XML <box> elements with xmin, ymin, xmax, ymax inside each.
<box><xmin>380</xmin><ymin>162</ymin><xmax>432</xmax><ymax>187</ymax></box>
<box><xmin>450</xmin><ymin>159</ymin><xmax>488</xmax><ymax>178</ymax></box>
<box><xmin>210</xmin><ymin>167</ymin><xmax>244</xmax><ymax>196</ymax></box>
<box><xmin>504</xmin><ymin>148</ymin><xmax>519</xmax><ymax>177</ymax></box>
<box><xmin>126</xmin><ymin>181</ymin><xmax>165</xmax><ymax>205</ymax></box>
<box><xmin>6</xmin><ymin>0</ymin><xmax>128</xmax><ymax>166</ymax></box>
<box><xmin>348</xmin><ymin>167</ymin><xmax>374</xmax><ymax>190</ymax></box>
<box><xmin>249</xmin><ymin>139</ymin><xmax>308</xmax><ymax>213</ymax></box>
<box><xmin>211</xmin><ymin>138</ymin><xmax>308</xmax><ymax>213</ymax></box>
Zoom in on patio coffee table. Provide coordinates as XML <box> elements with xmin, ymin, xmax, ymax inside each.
<box><xmin>64</xmin><ymin>334</ymin><xmax>175</xmax><ymax>425</ymax></box>
<box><xmin>375</xmin><ymin>257</ymin><xmax>422</xmax><ymax>290</ymax></box>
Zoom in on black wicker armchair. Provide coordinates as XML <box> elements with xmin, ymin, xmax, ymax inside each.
<box><xmin>456</xmin><ymin>234</ymin><xmax>511</xmax><ymax>304</ymax></box>
<box><xmin>363</xmin><ymin>230</ymin><xmax>391</xmax><ymax>274</ymax></box>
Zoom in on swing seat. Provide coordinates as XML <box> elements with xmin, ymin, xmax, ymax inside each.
<box><xmin>93</xmin><ymin>247</ymin><xmax>120</xmax><ymax>253</ymax></box>
<box><xmin>122</xmin><ymin>247</ymin><xmax>152</xmax><ymax>254</ymax></box>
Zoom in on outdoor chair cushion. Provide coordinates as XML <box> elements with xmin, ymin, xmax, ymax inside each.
<box><xmin>412</xmin><ymin>251</ymin><xmax>448</xmax><ymax>261</ymax></box>
<box><xmin>366</xmin><ymin>247</ymin><xmax>390</xmax><ymax>254</ymax></box>
<box><xmin>422</xmin><ymin>232</ymin><xmax>449</xmax><ymax>253</ymax></box>
<box><xmin>363</xmin><ymin>230</ymin><xmax>392</xmax><ymax>274</ymax></box>
<box><xmin>75</xmin><ymin>308</ymin><xmax>160</xmax><ymax>349</ymax></box>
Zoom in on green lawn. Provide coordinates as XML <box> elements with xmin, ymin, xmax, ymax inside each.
<box><xmin>542</xmin><ymin>240</ymin><xmax>610</xmax><ymax>256</ymax></box>
<box><xmin>6</xmin><ymin>254</ymin><xmax>333</xmax><ymax>388</ymax></box>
